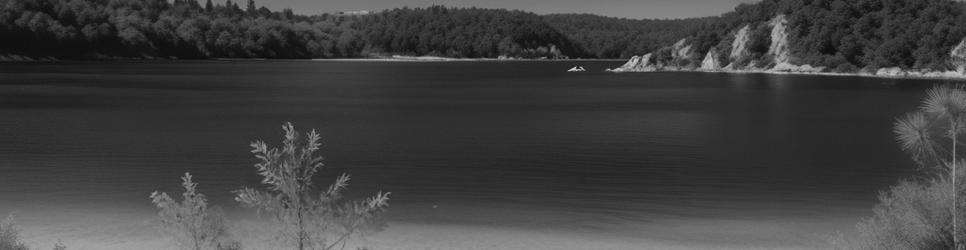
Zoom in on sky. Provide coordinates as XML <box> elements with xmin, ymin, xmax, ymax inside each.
<box><xmin>247</xmin><ymin>0</ymin><xmax>760</xmax><ymax>19</ymax></box>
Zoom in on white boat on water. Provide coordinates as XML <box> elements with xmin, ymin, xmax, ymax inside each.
<box><xmin>567</xmin><ymin>66</ymin><xmax>586</xmax><ymax>72</ymax></box>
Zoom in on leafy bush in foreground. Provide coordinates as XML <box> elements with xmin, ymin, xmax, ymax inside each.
<box><xmin>150</xmin><ymin>173</ymin><xmax>239</xmax><ymax>250</ymax></box>
<box><xmin>51</xmin><ymin>241</ymin><xmax>65</xmax><ymax>250</ymax></box>
<box><xmin>835</xmin><ymin>85</ymin><xmax>966</xmax><ymax>249</ymax></box>
<box><xmin>235</xmin><ymin>122</ymin><xmax>389</xmax><ymax>250</ymax></box>
<box><xmin>0</xmin><ymin>214</ymin><xmax>28</xmax><ymax>250</ymax></box>
<box><xmin>842</xmin><ymin>177</ymin><xmax>958</xmax><ymax>249</ymax></box>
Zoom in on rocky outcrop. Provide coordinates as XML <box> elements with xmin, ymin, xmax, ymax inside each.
<box><xmin>0</xmin><ymin>54</ymin><xmax>58</xmax><ymax>61</ymax></box>
<box><xmin>609</xmin><ymin>55</ymin><xmax>642</xmax><ymax>72</ymax></box>
<box><xmin>608</xmin><ymin>53</ymin><xmax>658</xmax><ymax>72</ymax></box>
<box><xmin>700</xmin><ymin>48</ymin><xmax>722</xmax><ymax>70</ymax></box>
<box><xmin>608</xmin><ymin>16</ymin><xmax>964</xmax><ymax>79</ymax></box>
<box><xmin>771</xmin><ymin>63</ymin><xmax>824</xmax><ymax>73</ymax></box>
<box><xmin>953</xmin><ymin>39</ymin><xmax>966</xmax><ymax>74</ymax></box>
<box><xmin>875</xmin><ymin>67</ymin><xmax>965</xmax><ymax>78</ymax></box>
<box><xmin>727</xmin><ymin>25</ymin><xmax>752</xmax><ymax>67</ymax></box>
<box><xmin>672</xmin><ymin>39</ymin><xmax>693</xmax><ymax>60</ymax></box>
<box><xmin>608</xmin><ymin>39</ymin><xmax>698</xmax><ymax>72</ymax></box>
<box><xmin>875</xmin><ymin>67</ymin><xmax>905</xmax><ymax>77</ymax></box>
<box><xmin>767</xmin><ymin>15</ymin><xmax>791</xmax><ymax>65</ymax></box>
<box><xmin>611</xmin><ymin>15</ymin><xmax>828</xmax><ymax>74</ymax></box>
<box><xmin>764</xmin><ymin>15</ymin><xmax>826</xmax><ymax>72</ymax></box>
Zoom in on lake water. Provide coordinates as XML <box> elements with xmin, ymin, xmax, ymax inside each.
<box><xmin>0</xmin><ymin>60</ymin><xmax>952</xmax><ymax>248</ymax></box>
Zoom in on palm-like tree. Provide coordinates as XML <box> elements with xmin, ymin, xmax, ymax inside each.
<box><xmin>894</xmin><ymin>84</ymin><xmax>966</xmax><ymax>249</ymax></box>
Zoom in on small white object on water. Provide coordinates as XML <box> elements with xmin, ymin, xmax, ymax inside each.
<box><xmin>433</xmin><ymin>205</ymin><xmax>438</xmax><ymax>209</ymax></box>
<box><xmin>567</xmin><ymin>66</ymin><xmax>586</xmax><ymax>72</ymax></box>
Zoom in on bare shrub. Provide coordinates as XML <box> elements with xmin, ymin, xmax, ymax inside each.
<box><xmin>235</xmin><ymin>122</ymin><xmax>390</xmax><ymax>250</ymax></box>
<box><xmin>150</xmin><ymin>173</ymin><xmax>240</xmax><ymax>250</ymax></box>
<box><xmin>51</xmin><ymin>240</ymin><xmax>66</xmax><ymax>250</ymax></box>
<box><xmin>0</xmin><ymin>214</ymin><xmax>28</xmax><ymax>250</ymax></box>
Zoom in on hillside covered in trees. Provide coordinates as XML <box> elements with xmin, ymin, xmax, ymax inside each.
<box><xmin>0</xmin><ymin>1</ymin><xmax>584</xmax><ymax>59</ymax></box>
<box><xmin>542</xmin><ymin>14</ymin><xmax>716</xmax><ymax>59</ymax></box>
<box><xmin>1</xmin><ymin>0</ymin><xmax>965</xmax><ymax>69</ymax></box>
<box><xmin>606</xmin><ymin>0</ymin><xmax>966</xmax><ymax>73</ymax></box>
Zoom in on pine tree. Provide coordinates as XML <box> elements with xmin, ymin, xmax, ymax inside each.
<box><xmin>246</xmin><ymin>0</ymin><xmax>256</xmax><ymax>16</ymax></box>
<box><xmin>224</xmin><ymin>0</ymin><xmax>235</xmax><ymax>15</ymax></box>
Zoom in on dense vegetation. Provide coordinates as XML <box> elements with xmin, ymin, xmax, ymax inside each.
<box><xmin>832</xmin><ymin>85</ymin><xmax>965</xmax><ymax>249</ymax></box>
<box><xmin>542</xmin><ymin>14</ymin><xmax>715</xmax><ymax>59</ymax></box>
<box><xmin>0</xmin><ymin>0</ymin><xmax>964</xmax><ymax>69</ymax></box>
<box><xmin>0</xmin><ymin>1</ymin><xmax>582</xmax><ymax>59</ymax></box>
<box><xmin>358</xmin><ymin>7</ymin><xmax>583</xmax><ymax>58</ymax></box>
<box><xmin>783</xmin><ymin>0</ymin><xmax>966</xmax><ymax>70</ymax></box>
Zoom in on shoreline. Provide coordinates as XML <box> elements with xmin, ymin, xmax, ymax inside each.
<box><xmin>0</xmin><ymin>57</ymin><xmax>624</xmax><ymax>63</ymax></box>
<box><xmin>608</xmin><ymin>68</ymin><xmax>966</xmax><ymax>81</ymax></box>
<box><xmin>309</xmin><ymin>57</ymin><xmax>625</xmax><ymax>62</ymax></box>
<box><xmin>3</xmin><ymin>54</ymin><xmax>961</xmax><ymax>80</ymax></box>
<box><xmin>19</xmin><ymin>221</ymin><xmax>829</xmax><ymax>250</ymax></box>
<box><xmin>0</xmin><ymin>53</ymin><xmax>624</xmax><ymax>63</ymax></box>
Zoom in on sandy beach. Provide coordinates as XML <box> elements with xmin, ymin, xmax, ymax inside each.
<box><xmin>16</xmin><ymin>219</ymin><xmax>850</xmax><ymax>250</ymax></box>
<box><xmin>7</xmin><ymin>201</ymin><xmax>865</xmax><ymax>250</ymax></box>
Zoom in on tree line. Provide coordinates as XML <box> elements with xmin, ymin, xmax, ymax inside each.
<box><xmin>356</xmin><ymin>6</ymin><xmax>580</xmax><ymax>58</ymax></box>
<box><xmin>0</xmin><ymin>1</ymin><xmax>582</xmax><ymax>59</ymax></box>
<box><xmin>542</xmin><ymin>14</ymin><xmax>717</xmax><ymax>59</ymax></box>
<box><xmin>1</xmin><ymin>0</ymin><xmax>964</xmax><ymax>69</ymax></box>
<box><xmin>781</xmin><ymin>0</ymin><xmax>966</xmax><ymax>70</ymax></box>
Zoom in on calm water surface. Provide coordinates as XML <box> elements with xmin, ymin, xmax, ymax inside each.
<box><xmin>0</xmin><ymin>60</ymin><xmax>950</xmax><ymax>243</ymax></box>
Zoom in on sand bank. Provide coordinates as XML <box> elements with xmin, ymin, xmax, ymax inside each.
<box><xmin>8</xmin><ymin>202</ymin><xmax>860</xmax><ymax>250</ymax></box>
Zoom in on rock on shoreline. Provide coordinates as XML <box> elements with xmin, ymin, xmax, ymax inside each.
<box><xmin>0</xmin><ymin>54</ymin><xmax>58</xmax><ymax>62</ymax></box>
